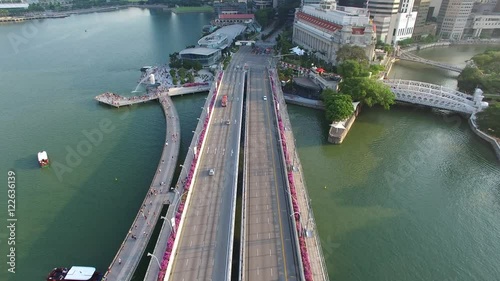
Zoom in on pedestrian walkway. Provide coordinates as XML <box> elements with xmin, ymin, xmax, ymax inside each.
<box><xmin>270</xmin><ymin>69</ymin><xmax>330</xmax><ymax>281</ymax></box>
<box><xmin>100</xmin><ymin>92</ymin><xmax>181</xmax><ymax>281</ymax></box>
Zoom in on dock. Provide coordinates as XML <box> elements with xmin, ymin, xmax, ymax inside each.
<box><xmin>94</xmin><ymin>84</ymin><xmax>212</xmax><ymax>107</ymax></box>
<box><xmin>98</xmin><ymin>91</ymin><xmax>181</xmax><ymax>281</ymax></box>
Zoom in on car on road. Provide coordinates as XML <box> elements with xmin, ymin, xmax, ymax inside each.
<box><xmin>225</xmin><ymin>120</ymin><xmax>231</xmax><ymax>125</ymax></box>
<box><xmin>263</xmin><ymin>96</ymin><xmax>267</xmax><ymax>101</ymax></box>
<box><xmin>209</xmin><ymin>168</ymin><xmax>215</xmax><ymax>176</ymax></box>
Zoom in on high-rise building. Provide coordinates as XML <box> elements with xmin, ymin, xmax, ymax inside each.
<box><xmin>392</xmin><ymin>0</ymin><xmax>418</xmax><ymax>42</ymax></box>
<box><xmin>412</xmin><ymin>0</ymin><xmax>437</xmax><ymax>39</ymax></box>
<box><xmin>436</xmin><ymin>0</ymin><xmax>474</xmax><ymax>39</ymax></box>
<box><xmin>367</xmin><ymin>0</ymin><xmax>401</xmax><ymax>44</ymax></box>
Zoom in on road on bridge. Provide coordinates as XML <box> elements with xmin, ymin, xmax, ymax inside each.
<box><xmin>167</xmin><ymin>48</ymin><xmax>248</xmax><ymax>281</ymax></box>
<box><xmin>241</xmin><ymin>50</ymin><xmax>301</xmax><ymax>281</ymax></box>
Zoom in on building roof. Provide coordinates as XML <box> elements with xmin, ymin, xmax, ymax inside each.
<box><xmin>296</xmin><ymin>11</ymin><xmax>342</xmax><ymax>33</ymax></box>
<box><xmin>218</xmin><ymin>13</ymin><xmax>255</xmax><ymax>20</ymax></box>
<box><xmin>179</xmin><ymin>47</ymin><xmax>220</xmax><ymax>56</ymax></box>
<box><xmin>216</xmin><ymin>24</ymin><xmax>247</xmax><ymax>41</ymax></box>
<box><xmin>64</xmin><ymin>266</ymin><xmax>96</xmax><ymax>281</ymax></box>
<box><xmin>38</xmin><ymin>151</ymin><xmax>48</xmax><ymax>161</ymax></box>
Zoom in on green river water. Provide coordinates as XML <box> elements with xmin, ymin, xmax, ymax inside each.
<box><xmin>0</xmin><ymin>8</ymin><xmax>499</xmax><ymax>281</ymax></box>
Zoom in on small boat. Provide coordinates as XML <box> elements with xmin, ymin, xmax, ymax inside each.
<box><xmin>140</xmin><ymin>66</ymin><xmax>152</xmax><ymax>72</ymax></box>
<box><xmin>46</xmin><ymin>266</ymin><xmax>103</xmax><ymax>281</ymax></box>
<box><xmin>38</xmin><ymin>151</ymin><xmax>49</xmax><ymax>168</ymax></box>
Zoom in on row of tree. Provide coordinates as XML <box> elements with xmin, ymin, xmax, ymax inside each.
<box><xmin>321</xmin><ymin>46</ymin><xmax>395</xmax><ymax>122</ymax></box>
<box><xmin>458</xmin><ymin>49</ymin><xmax>500</xmax><ymax>137</ymax></box>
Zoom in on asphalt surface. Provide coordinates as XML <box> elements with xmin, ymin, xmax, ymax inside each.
<box><xmin>242</xmin><ymin>53</ymin><xmax>301</xmax><ymax>281</ymax></box>
<box><xmin>168</xmin><ymin>48</ymin><xmax>249</xmax><ymax>281</ymax></box>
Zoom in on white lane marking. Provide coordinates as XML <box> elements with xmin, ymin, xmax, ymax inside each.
<box><xmin>256</xmin><ymin>217</ymin><xmax>259</xmax><ymax>223</ymax></box>
<box><xmin>194</xmin><ymin>225</ymin><xmax>196</xmax><ymax>231</ymax></box>
<box><xmin>190</xmin><ymin>240</ymin><xmax>193</xmax><ymax>247</ymax></box>
<box><xmin>267</xmin><ymin>205</ymin><xmax>269</xmax><ymax>210</ymax></box>
<box><xmin>271</xmin><ymin>268</ymin><xmax>273</xmax><ymax>276</ymax></box>
<box><xmin>257</xmin><ymin>232</ymin><xmax>259</xmax><ymax>239</ymax></box>
<box><xmin>269</xmin><ymin>233</ymin><xmax>271</xmax><ymax>239</ymax></box>
<box><xmin>231</xmin><ymin>149</ymin><xmax>233</xmax><ymax>156</ymax></box>
<box><xmin>196</xmin><ymin>211</ymin><xmax>199</xmax><ymax>216</ymax></box>
<box><xmin>207</xmin><ymin>147</ymin><xmax>210</xmax><ymax>154</ymax></box>
<box><xmin>215</xmin><ymin>148</ymin><xmax>218</xmax><ymax>154</ymax></box>
<box><xmin>185</xmin><ymin>259</ymin><xmax>189</xmax><ymax>266</ymax></box>
<box><xmin>270</xmin><ymin>249</ymin><xmax>272</xmax><ymax>256</ymax></box>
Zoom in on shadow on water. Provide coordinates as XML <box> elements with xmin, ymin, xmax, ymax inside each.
<box><xmin>14</xmin><ymin>154</ymin><xmax>42</xmax><ymax>170</ymax></box>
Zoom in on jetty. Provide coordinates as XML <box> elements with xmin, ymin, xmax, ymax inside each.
<box><xmin>97</xmin><ymin>91</ymin><xmax>181</xmax><ymax>281</ymax></box>
<box><xmin>94</xmin><ymin>85</ymin><xmax>212</xmax><ymax>107</ymax></box>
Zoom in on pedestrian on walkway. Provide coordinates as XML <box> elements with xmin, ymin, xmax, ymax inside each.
<box><xmin>118</xmin><ymin>258</ymin><xmax>122</xmax><ymax>265</ymax></box>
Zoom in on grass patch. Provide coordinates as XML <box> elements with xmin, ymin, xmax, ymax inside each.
<box><xmin>173</xmin><ymin>6</ymin><xmax>213</xmax><ymax>13</ymax></box>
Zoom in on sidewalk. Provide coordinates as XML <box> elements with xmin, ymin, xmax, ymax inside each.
<box><xmin>272</xmin><ymin>70</ymin><xmax>330</xmax><ymax>281</ymax></box>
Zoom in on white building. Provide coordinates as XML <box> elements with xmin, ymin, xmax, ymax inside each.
<box><xmin>436</xmin><ymin>0</ymin><xmax>475</xmax><ymax>39</ymax></box>
<box><xmin>292</xmin><ymin>0</ymin><xmax>376</xmax><ymax>64</ymax></box>
<box><xmin>367</xmin><ymin>0</ymin><xmax>401</xmax><ymax>44</ymax></box>
<box><xmin>393</xmin><ymin>0</ymin><xmax>418</xmax><ymax>42</ymax></box>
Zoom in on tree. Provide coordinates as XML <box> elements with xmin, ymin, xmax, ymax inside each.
<box><xmin>340</xmin><ymin>77</ymin><xmax>395</xmax><ymax>109</ymax></box>
<box><xmin>476</xmin><ymin>103</ymin><xmax>500</xmax><ymax>138</ymax></box>
<box><xmin>457</xmin><ymin>66</ymin><xmax>483</xmax><ymax>94</ymax></box>
<box><xmin>337</xmin><ymin>60</ymin><xmax>369</xmax><ymax>78</ymax></box>
<box><xmin>336</xmin><ymin>45</ymin><xmax>369</xmax><ymax>64</ymax></box>
<box><xmin>322</xmin><ymin>89</ymin><xmax>354</xmax><ymax>122</ymax></box>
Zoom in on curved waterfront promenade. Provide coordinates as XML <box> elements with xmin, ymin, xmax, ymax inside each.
<box><xmin>95</xmin><ymin>91</ymin><xmax>181</xmax><ymax>281</ymax></box>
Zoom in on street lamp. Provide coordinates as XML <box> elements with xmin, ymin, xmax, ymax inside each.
<box><xmin>147</xmin><ymin>252</ymin><xmax>161</xmax><ymax>270</ymax></box>
<box><xmin>161</xmin><ymin>216</ymin><xmax>176</xmax><ymax>235</ymax></box>
<box><xmin>180</xmin><ymin>164</ymin><xmax>187</xmax><ymax>178</ymax></box>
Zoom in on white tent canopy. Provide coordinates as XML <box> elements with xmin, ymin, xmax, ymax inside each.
<box><xmin>290</xmin><ymin>46</ymin><xmax>305</xmax><ymax>56</ymax></box>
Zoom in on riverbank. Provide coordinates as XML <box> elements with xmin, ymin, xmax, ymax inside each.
<box><xmin>470</xmin><ymin>115</ymin><xmax>500</xmax><ymax>161</ymax></box>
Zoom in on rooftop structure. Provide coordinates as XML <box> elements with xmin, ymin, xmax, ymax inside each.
<box><xmin>179</xmin><ymin>47</ymin><xmax>222</xmax><ymax>66</ymax></box>
<box><xmin>65</xmin><ymin>266</ymin><xmax>96</xmax><ymax>280</ymax></box>
<box><xmin>198</xmin><ymin>24</ymin><xmax>246</xmax><ymax>49</ymax></box>
<box><xmin>213</xmin><ymin>13</ymin><xmax>255</xmax><ymax>27</ymax></box>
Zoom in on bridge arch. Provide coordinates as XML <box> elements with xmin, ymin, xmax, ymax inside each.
<box><xmin>383</xmin><ymin>79</ymin><xmax>487</xmax><ymax>114</ymax></box>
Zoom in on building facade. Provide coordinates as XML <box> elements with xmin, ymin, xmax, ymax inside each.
<box><xmin>367</xmin><ymin>0</ymin><xmax>401</xmax><ymax>44</ymax></box>
<box><xmin>393</xmin><ymin>0</ymin><xmax>418</xmax><ymax>42</ymax></box>
<box><xmin>463</xmin><ymin>1</ymin><xmax>500</xmax><ymax>38</ymax></box>
<box><xmin>292</xmin><ymin>0</ymin><xmax>376</xmax><ymax>64</ymax></box>
<box><xmin>412</xmin><ymin>0</ymin><xmax>435</xmax><ymax>39</ymax></box>
<box><xmin>436</xmin><ymin>0</ymin><xmax>474</xmax><ymax>39</ymax></box>
<box><xmin>213</xmin><ymin>1</ymin><xmax>248</xmax><ymax>15</ymax></box>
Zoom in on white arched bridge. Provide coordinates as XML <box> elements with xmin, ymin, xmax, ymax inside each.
<box><xmin>383</xmin><ymin>79</ymin><xmax>488</xmax><ymax>114</ymax></box>
<box><xmin>398</xmin><ymin>52</ymin><xmax>464</xmax><ymax>73</ymax></box>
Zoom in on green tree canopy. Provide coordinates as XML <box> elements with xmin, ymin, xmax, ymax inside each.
<box><xmin>340</xmin><ymin>77</ymin><xmax>395</xmax><ymax>109</ymax></box>
<box><xmin>476</xmin><ymin>103</ymin><xmax>500</xmax><ymax>138</ymax></box>
<box><xmin>337</xmin><ymin>60</ymin><xmax>369</xmax><ymax>78</ymax></box>
<box><xmin>336</xmin><ymin>45</ymin><xmax>369</xmax><ymax>64</ymax></box>
<box><xmin>457</xmin><ymin>66</ymin><xmax>483</xmax><ymax>94</ymax></box>
<box><xmin>322</xmin><ymin>89</ymin><xmax>354</xmax><ymax>122</ymax></box>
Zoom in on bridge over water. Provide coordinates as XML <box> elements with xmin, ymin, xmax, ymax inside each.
<box><xmin>398</xmin><ymin>52</ymin><xmax>464</xmax><ymax>73</ymax></box>
<box><xmin>383</xmin><ymin>79</ymin><xmax>488</xmax><ymax>114</ymax></box>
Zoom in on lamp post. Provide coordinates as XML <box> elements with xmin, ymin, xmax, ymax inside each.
<box><xmin>147</xmin><ymin>252</ymin><xmax>161</xmax><ymax>270</ymax></box>
<box><xmin>161</xmin><ymin>216</ymin><xmax>176</xmax><ymax>235</ymax></box>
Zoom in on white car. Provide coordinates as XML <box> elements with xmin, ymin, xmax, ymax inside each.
<box><xmin>263</xmin><ymin>96</ymin><xmax>267</xmax><ymax>101</ymax></box>
<box><xmin>209</xmin><ymin>169</ymin><xmax>215</xmax><ymax>176</ymax></box>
